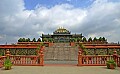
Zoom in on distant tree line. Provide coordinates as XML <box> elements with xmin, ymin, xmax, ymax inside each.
<box><xmin>87</xmin><ymin>37</ymin><xmax>107</xmax><ymax>42</ymax></box>
<box><xmin>18</xmin><ymin>37</ymin><xmax>107</xmax><ymax>43</ymax></box>
<box><xmin>42</xmin><ymin>38</ymin><xmax>53</xmax><ymax>42</ymax></box>
<box><xmin>18</xmin><ymin>38</ymin><xmax>41</xmax><ymax>42</ymax></box>
<box><xmin>70</xmin><ymin>37</ymin><xmax>107</xmax><ymax>42</ymax></box>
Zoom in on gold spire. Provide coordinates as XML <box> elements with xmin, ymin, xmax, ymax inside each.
<box><xmin>55</xmin><ymin>27</ymin><xmax>69</xmax><ymax>33</ymax></box>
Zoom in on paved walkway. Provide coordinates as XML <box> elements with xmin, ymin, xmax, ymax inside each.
<box><xmin>0</xmin><ymin>66</ymin><xmax>120</xmax><ymax>74</ymax></box>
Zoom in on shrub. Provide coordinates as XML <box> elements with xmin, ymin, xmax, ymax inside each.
<box><xmin>4</xmin><ymin>57</ymin><xmax>12</xmax><ymax>70</ymax></box>
<box><xmin>106</xmin><ymin>59</ymin><xmax>116</xmax><ymax>69</ymax></box>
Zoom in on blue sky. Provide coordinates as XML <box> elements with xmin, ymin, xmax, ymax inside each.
<box><xmin>24</xmin><ymin>0</ymin><xmax>94</xmax><ymax>10</ymax></box>
<box><xmin>24</xmin><ymin>0</ymin><xmax>120</xmax><ymax>10</ymax></box>
<box><xmin>0</xmin><ymin>0</ymin><xmax>120</xmax><ymax>44</ymax></box>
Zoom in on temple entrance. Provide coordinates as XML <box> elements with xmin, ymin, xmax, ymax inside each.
<box><xmin>58</xmin><ymin>37</ymin><xmax>69</xmax><ymax>43</ymax></box>
<box><xmin>59</xmin><ymin>37</ymin><xmax>65</xmax><ymax>42</ymax></box>
<box><xmin>44</xmin><ymin>43</ymin><xmax>78</xmax><ymax>65</ymax></box>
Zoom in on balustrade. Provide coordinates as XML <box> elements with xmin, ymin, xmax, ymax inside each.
<box><xmin>81</xmin><ymin>55</ymin><xmax>113</xmax><ymax>66</ymax></box>
<box><xmin>10</xmin><ymin>55</ymin><xmax>39</xmax><ymax>65</ymax></box>
<box><xmin>78</xmin><ymin>48</ymin><xmax>120</xmax><ymax>67</ymax></box>
<box><xmin>117</xmin><ymin>56</ymin><xmax>120</xmax><ymax>67</ymax></box>
<box><xmin>0</xmin><ymin>56</ymin><xmax>6</xmax><ymax>67</ymax></box>
<box><xmin>0</xmin><ymin>47</ymin><xmax>44</xmax><ymax>66</ymax></box>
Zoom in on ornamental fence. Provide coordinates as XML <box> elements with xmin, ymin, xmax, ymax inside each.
<box><xmin>78</xmin><ymin>48</ymin><xmax>120</xmax><ymax>67</ymax></box>
<box><xmin>0</xmin><ymin>55</ymin><xmax>43</xmax><ymax>66</ymax></box>
<box><xmin>0</xmin><ymin>47</ymin><xmax>44</xmax><ymax>67</ymax></box>
<box><xmin>0</xmin><ymin>47</ymin><xmax>120</xmax><ymax>67</ymax></box>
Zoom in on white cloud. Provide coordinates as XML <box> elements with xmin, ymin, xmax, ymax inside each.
<box><xmin>0</xmin><ymin>0</ymin><xmax>120</xmax><ymax>44</ymax></box>
<box><xmin>82</xmin><ymin>0</ymin><xmax>120</xmax><ymax>42</ymax></box>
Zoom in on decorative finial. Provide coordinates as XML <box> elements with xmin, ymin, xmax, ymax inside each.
<box><xmin>6</xmin><ymin>49</ymin><xmax>10</xmax><ymax>56</ymax></box>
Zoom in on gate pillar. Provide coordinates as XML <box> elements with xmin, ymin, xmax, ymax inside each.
<box><xmin>40</xmin><ymin>50</ymin><xmax>44</xmax><ymax>66</ymax></box>
<box><xmin>113</xmin><ymin>50</ymin><xmax>118</xmax><ymax>66</ymax></box>
<box><xmin>78</xmin><ymin>50</ymin><xmax>82</xmax><ymax>66</ymax></box>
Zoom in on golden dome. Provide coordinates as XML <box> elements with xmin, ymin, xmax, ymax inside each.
<box><xmin>56</xmin><ymin>27</ymin><xmax>68</xmax><ymax>33</ymax></box>
<box><xmin>53</xmin><ymin>27</ymin><xmax>70</xmax><ymax>34</ymax></box>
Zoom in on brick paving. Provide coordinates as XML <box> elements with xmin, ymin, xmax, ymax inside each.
<box><xmin>0</xmin><ymin>66</ymin><xmax>120</xmax><ymax>74</ymax></box>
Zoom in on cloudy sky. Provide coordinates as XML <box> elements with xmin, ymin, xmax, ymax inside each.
<box><xmin>0</xmin><ymin>0</ymin><xmax>120</xmax><ymax>44</ymax></box>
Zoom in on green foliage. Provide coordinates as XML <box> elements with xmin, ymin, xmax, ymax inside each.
<box><xmin>26</xmin><ymin>38</ymin><xmax>30</xmax><ymax>42</ymax></box>
<box><xmin>106</xmin><ymin>59</ymin><xmax>116</xmax><ymax>69</ymax></box>
<box><xmin>22</xmin><ymin>38</ymin><xmax>26</xmax><ymax>42</ymax></box>
<box><xmin>79</xmin><ymin>43</ymin><xmax>86</xmax><ymax>50</ymax></box>
<box><xmin>18</xmin><ymin>38</ymin><xmax>23</xmax><ymax>42</ymax></box>
<box><xmin>37</xmin><ymin>38</ymin><xmax>41</xmax><ymax>42</ymax></box>
<box><xmin>88</xmin><ymin>37</ymin><xmax>92</xmax><ymax>42</ymax></box>
<box><xmin>0</xmin><ymin>53</ymin><xmax>2</xmax><ymax>56</ymax></box>
<box><xmin>93</xmin><ymin>37</ymin><xmax>97</xmax><ymax>42</ymax></box>
<box><xmin>74</xmin><ymin>38</ymin><xmax>77</xmax><ymax>42</ymax></box>
<box><xmin>18</xmin><ymin>38</ymin><xmax>31</xmax><ymax>42</ymax></box>
<box><xmin>70</xmin><ymin>38</ymin><xmax>77</xmax><ymax>42</ymax></box>
<box><xmin>48</xmin><ymin>38</ymin><xmax>53</xmax><ymax>42</ymax></box>
<box><xmin>32</xmin><ymin>38</ymin><xmax>36</xmax><ymax>42</ymax></box>
<box><xmin>43</xmin><ymin>38</ymin><xmax>48</xmax><ymax>42</ymax></box>
<box><xmin>40</xmin><ymin>42</ymin><xmax>44</xmax><ymax>46</ymax></box>
<box><xmin>102</xmin><ymin>37</ymin><xmax>106</xmax><ymax>41</ymax></box>
<box><xmin>83</xmin><ymin>50</ymin><xmax>87</xmax><ymax>55</ymax></box>
<box><xmin>25</xmin><ymin>38</ymin><xmax>28</xmax><ymax>42</ymax></box>
<box><xmin>99</xmin><ymin>37</ymin><xmax>103</xmax><ymax>42</ymax></box>
<box><xmin>70</xmin><ymin>38</ymin><xmax>73</xmax><ymax>42</ymax></box>
<box><xmin>4</xmin><ymin>57</ymin><xmax>12</xmax><ymax>70</ymax></box>
<box><xmin>82</xmin><ymin>37</ymin><xmax>87</xmax><ymax>42</ymax></box>
<box><xmin>77</xmin><ymin>38</ymin><xmax>82</xmax><ymax>42</ymax></box>
<box><xmin>37</xmin><ymin>43</ymin><xmax>44</xmax><ymax>50</ymax></box>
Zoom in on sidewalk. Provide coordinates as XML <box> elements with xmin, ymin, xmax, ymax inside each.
<box><xmin>0</xmin><ymin>66</ymin><xmax>120</xmax><ymax>74</ymax></box>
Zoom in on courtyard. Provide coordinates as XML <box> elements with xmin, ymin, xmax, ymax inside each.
<box><xmin>0</xmin><ymin>66</ymin><xmax>120</xmax><ymax>74</ymax></box>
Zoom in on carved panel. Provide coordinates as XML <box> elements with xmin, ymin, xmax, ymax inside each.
<box><xmin>96</xmin><ymin>49</ymin><xmax>107</xmax><ymax>55</ymax></box>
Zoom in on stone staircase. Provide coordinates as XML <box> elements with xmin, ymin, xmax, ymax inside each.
<box><xmin>44</xmin><ymin>43</ymin><xmax>78</xmax><ymax>61</ymax></box>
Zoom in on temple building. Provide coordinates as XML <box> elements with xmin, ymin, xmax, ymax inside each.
<box><xmin>41</xmin><ymin>27</ymin><xmax>83</xmax><ymax>42</ymax></box>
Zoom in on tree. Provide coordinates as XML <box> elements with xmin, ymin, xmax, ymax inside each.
<box><xmin>26</xmin><ymin>38</ymin><xmax>28</xmax><ymax>42</ymax></box>
<box><xmin>82</xmin><ymin>37</ymin><xmax>87</xmax><ymax>42</ymax></box>
<box><xmin>99</xmin><ymin>37</ymin><xmax>103</xmax><ymax>42</ymax></box>
<box><xmin>74</xmin><ymin>38</ymin><xmax>77</xmax><ymax>42</ymax></box>
<box><xmin>70</xmin><ymin>38</ymin><xmax>73</xmax><ymax>42</ymax></box>
<box><xmin>102</xmin><ymin>37</ymin><xmax>106</xmax><ymax>41</ymax></box>
<box><xmin>93</xmin><ymin>37</ymin><xmax>97</xmax><ymax>42</ymax></box>
<box><xmin>28</xmin><ymin>38</ymin><xmax>30</xmax><ymax>42</ymax></box>
<box><xmin>32</xmin><ymin>38</ymin><xmax>36</xmax><ymax>42</ymax></box>
<box><xmin>88</xmin><ymin>37</ymin><xmax>92</xmax><ymax>42</ymax></box>
<box><xmin>73</xmin><ymin>38</ymin><xmax>77</xmax><ymax>42</ymax></box>
<box><xmin>77</xmin><ymin>38</ymin><xmax>82</xmax><ymax>42</ymax></box>
<box><xmin>37</xmin><ymin>38</ymin><xmax>41</xmax><ymax>42</ymax></box>
<box><xmin>43</xmin><ymin>38</ymin><xmax>48</xmax><ymax>42</ymax></box>
<box><xmin>48</xmin><ymin>38</ymin><xmax>53</xmax><ymax>42</ymax></box>
<box><xmin>18</xmin><ymin>38</ymin><xmax>23</xmax><ymax>42</ymax></box>
<box><xmin>26</xmin><ymin>38</ymin><xmax>30</xmax><ymax>42</ymax></box>
<box><xmin>70</xmin><ymin>38</ymin><xmax>76</xmax><ymax>42</ymax></box>
<box><xmin>22</xmin><ymin>38</ymin><xmax>26</xmax><ymax>42</ymax></box>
